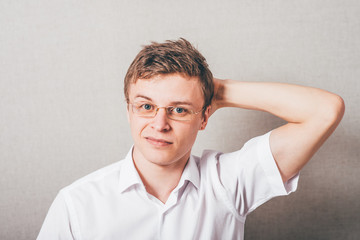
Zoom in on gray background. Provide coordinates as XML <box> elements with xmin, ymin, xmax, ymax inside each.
<box><xmin>0</xmin><ymin>0</ymin><xmax>359</xmax><ymax>239</ymax></box>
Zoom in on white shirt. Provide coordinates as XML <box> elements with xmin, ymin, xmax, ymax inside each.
<box><xmin>37</xmin><ymin>132</ymin><xmax>299</xmax><ymax>240</ymax></box>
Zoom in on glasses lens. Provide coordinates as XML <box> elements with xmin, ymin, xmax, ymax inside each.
<box><xmin>130</xmin><ymin>103</ymin><xmax>201</xmax><ymax>121</ymax></box>
<box><xmin>166</xmin><ymin>107</ymin><xmax>194</xmax><ymax>121</ymax></box>
<box><xmin>132</xmin><ymin>104</ymin><xmax>155</xmax><ymax>117</ymax></box>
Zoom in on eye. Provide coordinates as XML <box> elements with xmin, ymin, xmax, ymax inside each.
<box><xmin>171</xmin><ymin>107</ymin><xmax>190</xmax><ymax>115</ymax></box>
<box><xmin>141</xmin><ymin>103</ymin><xmax>153</xmax><ymax>111</ymax></box>
<box><xmin>174</xmin><ymin>107</ymin><xmax>185</xmax><ymax>113</ymax></box>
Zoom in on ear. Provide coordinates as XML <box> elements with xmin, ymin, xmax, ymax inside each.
<box><xmin>126</xmin><ymin>104</ymin><xmax>130</xmax><ymax>123</ymax></box>
<box><xmin>199</xmin><ymin>105</ymin><xmax>211</xmax><ymax>130</ymax></box>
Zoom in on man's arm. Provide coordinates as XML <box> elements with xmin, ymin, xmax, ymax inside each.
<box><xmin>210</xmin><ymin>79</ymin><xmax>345</xmax><ymax>182</ymax></box>
<box><xmin>37</xmin><ymin>192</ymin><xmax>75</xmax><ymax>239</ymax></box>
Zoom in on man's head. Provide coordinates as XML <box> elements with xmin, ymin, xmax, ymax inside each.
<box><xmin>124</xmin><ymin>38</ymin><xmax>214</xmax><ymax>168</ymax></box>
<box><xmin>124</xmin><ymin>38</ymin><xmax>214</xmax><ymax>113</ymax></box>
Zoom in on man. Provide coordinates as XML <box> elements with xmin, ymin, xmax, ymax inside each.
<box><xmin>37</xmin><ymin>38</ymin><xmax>344</xmax><ymax>239</ymax></box>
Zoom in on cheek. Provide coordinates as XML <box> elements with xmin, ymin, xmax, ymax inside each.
<box><xmin>175</xmin><ymin>122</ymin><xmax>201</xmax><ymax>143</ymax></box>
<box><xmin>129</xmin><ymin>116</ymin><xmax>147</xmax><ymax>137</ymax></box>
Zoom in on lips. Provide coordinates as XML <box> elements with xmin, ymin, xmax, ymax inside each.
<box><xmin>145</xmin><ymin>136</ymin><xmax>173</xmax><ymax>147</ymax></box>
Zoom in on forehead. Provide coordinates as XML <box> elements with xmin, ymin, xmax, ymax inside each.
<box><xmin>128</xmin><ymin>74</ymin><xmax>204</xmax><ymax>106</ymax></box>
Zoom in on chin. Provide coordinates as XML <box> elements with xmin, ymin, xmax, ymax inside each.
<box><xmin>146</xmin><ymin>150</ymin><xmax>178</xmax><ymax>165</ymax></box>
<box><xmin>143</xmin><ymin>147</ymin><xmax>189</xmax><ymax>167</ymax></box>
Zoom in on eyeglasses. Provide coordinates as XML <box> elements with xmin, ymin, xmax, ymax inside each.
<box><xmin>128</xmin><ymin>102</ymin><xmax>203</xmax><ymax>121</ymax></box>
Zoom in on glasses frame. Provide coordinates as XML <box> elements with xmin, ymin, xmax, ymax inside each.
<box><xmin>128</xmin><ymin>102</ymin><xmax>204</xmax><ymax>122</ymax></box>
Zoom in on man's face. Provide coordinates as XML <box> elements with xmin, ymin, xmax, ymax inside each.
<box><xmin>127</xmin><ymin>73</ymin><xmax>209</xmax><ymax>169</ymax></box>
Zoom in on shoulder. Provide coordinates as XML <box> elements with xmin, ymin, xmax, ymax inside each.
<box><xmin>195</xmin><ymin>132</ymin><xmax>274</xmax><ymax>189</ymax></box>
<box><xmin>199</xmin><ymin>132</ymin><xmax>271</xmax><ymax>166</ymax></box>
<box><xmin>61</xmin><ymin>160</ymin><xmax>124</xmax><ymax>198</ymax></box>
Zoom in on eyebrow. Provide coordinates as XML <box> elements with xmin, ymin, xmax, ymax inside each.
<box><xmin>134</xmin><ymin>94</ymin><xmax>195</xmax><ymax>106</ymax></box>
<box><xmin>134</xmin><ymin>94</ymin><xmax>152</xmax><ymax>101</ymax></box>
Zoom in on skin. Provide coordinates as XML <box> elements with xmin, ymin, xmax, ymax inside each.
<box><xmin>127</xmin><ymin>73</ymin><xmax>210</xmax><ymax>203</ymax></box>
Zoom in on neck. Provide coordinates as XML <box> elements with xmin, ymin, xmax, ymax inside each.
<box><xmin>132</xmin><ymin>150</ymin><xmax>189</xmax><ymax>204</ymax></box>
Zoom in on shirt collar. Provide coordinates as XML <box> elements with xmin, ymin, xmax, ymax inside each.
<box><xmin>118</xmin><ymin>147</ymin><xmax>200</xmax><ymax>193</ymax></box>
<box><xmin>118</xmin><ymin>147</ymin><xmax>144</xmax><ymax>193</ymax></box>
<box><xmin>177</xmin><ymin>155</ymin><xmax>200</xmax><ymax>190</ymax></box>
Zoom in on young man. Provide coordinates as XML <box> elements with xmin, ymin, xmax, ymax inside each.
<box><xmin>37</xmin><ymin>38</ymin><xmax>345</xmax><ymax>239</ymax></box>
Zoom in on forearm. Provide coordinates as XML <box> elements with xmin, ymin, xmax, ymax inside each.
<box><xmin>214</xmin><ymin>79</ymin><xmax>344</xmax><ymax>125</ymax></box>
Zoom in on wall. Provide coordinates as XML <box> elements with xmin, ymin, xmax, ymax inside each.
<box><xmin>0</xmin><ymin>0</ymin><xmax>359</xmax><ymax>239</ymax></box>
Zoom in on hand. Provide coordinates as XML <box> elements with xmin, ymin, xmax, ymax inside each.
<box><xmin>209</xmin><ymin>77</ymin><xmax>225</xmax><ymax>117</ymax></box>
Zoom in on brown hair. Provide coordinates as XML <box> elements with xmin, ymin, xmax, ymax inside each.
<box><xmin>124</xmin><ymin>38</ymin><xmax>214</xmax><ymax>112</ymax></box>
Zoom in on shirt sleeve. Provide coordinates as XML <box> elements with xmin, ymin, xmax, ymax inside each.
<box><xmin>37</xmin><ymin>190</ymin><xmax>76</xmax><ymax>240</ymax></box>
<box><xmin>215</xmin><ymin>131</ymin><xmax>299</xmax><ymax>217</ymax></box>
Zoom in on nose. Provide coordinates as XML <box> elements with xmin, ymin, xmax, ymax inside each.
<box><xmin>150</xmin><ymin>108</ymin><xmax>171</xmax><ymax>132</ymax></box>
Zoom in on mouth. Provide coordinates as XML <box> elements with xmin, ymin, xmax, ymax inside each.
<box><xmin>145</xmin><ymin>137</ymin><xmax>173</xmax><ymax>147</ymax></box>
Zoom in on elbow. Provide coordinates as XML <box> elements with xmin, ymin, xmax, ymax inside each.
<box><xmin>329</xmin><ymin>94</ymin><xmax>345</xmax><ymax>124</ymax></box>
<box><xmin>320</xmin><ymin>94</ymin><xmax>345</xmax><ymax>128</ymax></box>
